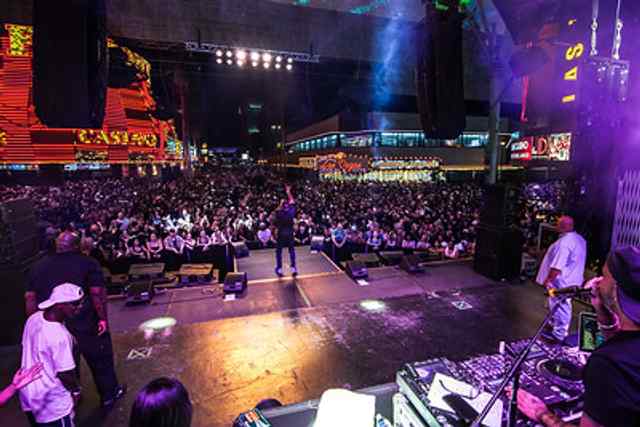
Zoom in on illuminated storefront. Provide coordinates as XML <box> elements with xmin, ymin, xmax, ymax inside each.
<box><xmin>288</xmin><ymin>130</ymin><xmax>496</xmax><ymax>153</ymax></box>
<box><xmin>315</xmin><ymin>152</ymin><xmax>444</xmax><ymax>182</ymax></box>
<box><xmin>0</xmin><ymin>24</ymin><xmax>181</xmax><ymax>166</ymax></box>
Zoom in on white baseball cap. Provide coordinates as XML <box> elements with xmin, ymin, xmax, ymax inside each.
<box><xmin>38</xmin><ymin>283</ymin><xmax>84</xmax><ymax>310</ymax></box>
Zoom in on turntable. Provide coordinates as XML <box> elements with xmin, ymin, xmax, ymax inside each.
<box><xmin>537</xmin><ymin>359</ymin><xmax>583</xmax><ymax>389</ymax></box>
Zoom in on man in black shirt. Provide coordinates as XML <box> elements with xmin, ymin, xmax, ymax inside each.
<box><xmin>25</xmin><ymin>231</ymin><xmax>126</xmax><ymax>409</ymax></box>
<box><xmin>514</xmin><ymin>246</ymin><xmax>640</xmax><ymax>427</ymax></box>
<box><xmin>274</xmin><ymin>184</ymin><xmax>297</xmax><ymax>277</ymax></box>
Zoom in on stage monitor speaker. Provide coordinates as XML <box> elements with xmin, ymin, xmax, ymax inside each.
<box><xmin>352</xmin><ymin>252</ymin><xmax>381</xmax><ymax>267</ymax></box>
<box><xmin>310</xmin><ymin>235</ymin><xmax>325</xmax><ymax>252</ymax></box>
<box><xmin>379</xmin><ymin>251</ymin><xmax>404</xmax><ymax>266</ymax></box>
<box><xmin>473</xmin><ymin>225</ymin><xmax>523</xmax><ymax>281</ymax></box>
<box><xmin>125</xmin><ymin>280</ymin><xmax>154</xmax><ymax>304</ymax></box>
<box><xmin>33</xmin><ymin>0</ymin><xmax>108</xmax><ymax>128</ymax></box>
<box><xmin>232</xmin><ymin>241</ymin><xmax>250</xmax><ymax>258</ymax></box>
<box><xmin>416</xmin><ymin>3</ymin><xmax>465</xmax><ymax>139</ymax></box>
<box><xmin>224</xmin><ymin>272</ymin><xmax>248</xmax><ymax>295</ymax></box>
<box><xmin>346</xmin><ymin>260</ymin><xmax>368</xmax><ymax>279</ymax></box>
<box><xmin>400</xmin><ymin>255</ymin><xmax>423</xmax><ymax>273</ymax></box>
<box><xmin>480</xmin><ymin>184</ymin><xmax>521</xmax><ymax>227</ymax></box>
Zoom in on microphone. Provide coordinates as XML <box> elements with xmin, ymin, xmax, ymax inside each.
<box><xmin>546</xmin><ymin>286</ymin><xmax>592</xmax><ymax>297</ymax></box>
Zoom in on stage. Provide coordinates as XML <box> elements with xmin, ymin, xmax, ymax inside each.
<box><xmin>0</xmin><ymin>252</ymin><xmax>584</xmax><ymax>427</ymax></box>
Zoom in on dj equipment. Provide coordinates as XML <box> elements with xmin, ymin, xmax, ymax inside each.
<box><xmin>400</xmin><ymin>255</ymin><xmax>424</xmax><ymax>274</ymax></box>
<box><xmin>310</xmin><ymin>235</ymin><xmax>325</xmax><ymax>252</ymax></box>
<box><xmin>232</xmin><ymin>241</ymin><xmax>250</xmax><ymax>258</ymax></box>
<box><xmin>346</xmin><ymin>260</ymin><xmax>368</xmax><ymax>279</ymax></box>
<box><xmin>126</xmin><ymin>280</ymin><xmax>154</xmax><ymax>304</ymax></box>
<box><xmin>473</xmin><ymin>225</ymin><xmax>523</xmax><ymax>281</ymax></box>
<box><xmin>379</xmin><ymin>251</ymin><xmax>404</xmax><ymax>266</ymax></box>
<box><xmin>224</xmin><ymin>272</ymin><xmax>247</xmax><ymax>295</ymax></box>
<box><xmin>177</xmin><ymin>264</ymin><xmax>216</xmax><ymax>285</ymax></box>
<box><xmin>396</xmin><ymin>339</ymin><xmax>585</xmax><ymax>427</ymax></box>
<box><xmin>352</xmin><ymin>252</ymin><xmax>381</xmax><ymax>267</ymax></box>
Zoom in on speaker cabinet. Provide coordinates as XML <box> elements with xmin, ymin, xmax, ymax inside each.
<box><xmin>473</xmin><ymin>225</ymin><xmax>523</xmax><ymax>281</ymax></box>
<box><xmin>480</xmin><ymin>185</ymin><xmax>522</xmax><ymax>228</ymax></box>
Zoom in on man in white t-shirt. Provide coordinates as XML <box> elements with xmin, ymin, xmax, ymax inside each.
<box><xmin>536</xmin><ymin>216</ymin><xmax>587</xmax><ymax>342</ymax></box>
<box><xmin>20</xmin><ymin>283</ymin><xmax>84</xmax><ymax>426</ymax></box>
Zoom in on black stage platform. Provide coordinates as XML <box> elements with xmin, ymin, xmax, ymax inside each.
<box><xmin>0</xmin><ymin>256</ymin><xmax>583</xmax><ymax>427</ymax></box>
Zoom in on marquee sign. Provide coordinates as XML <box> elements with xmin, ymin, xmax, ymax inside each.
<box><xmin>511</xmin><ymin>133</ymin><xmax>572</xmax><ymax>162</ymax></box>
<box><xmin>371</xmin><ymin>158</ymin><xmax>441</xmax><ymax>170</ymax></box>
<box><xmin>317</xmin><ymin>152</ymin><xmax>368</xmax><ymax>174</ymax></box>
<box><xmin>76</xmin><ymin>129</ymin><xmax>158</xmax><ymax>148</ymax></box>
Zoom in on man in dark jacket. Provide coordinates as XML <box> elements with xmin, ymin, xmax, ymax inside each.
<box><xmin>25</xmin><ymin>231</ymin><xmax>126</xmax><ymax>409</ymax></box>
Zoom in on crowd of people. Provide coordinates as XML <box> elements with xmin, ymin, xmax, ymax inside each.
<box><xmin>0</xmin><ymin>164</ymin><xmax>494</xmax><ymax>273</ymax></box>
<box><xmin>0</xmin><ymin>164</ymin><xmax>573</xmax><ymax>275</ymax></box>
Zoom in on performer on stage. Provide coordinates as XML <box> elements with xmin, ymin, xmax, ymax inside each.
<box><xmin>536</xmin><ymin>215</ymin><xmax>587</xmax><ymax>343</ymax></box>
<box><xmin>274</xmin><ymin>184</ymin><xmax>297</xmax><ymax>277</ymax></box>
<box><xmin>514</xmin><ymin>246</ymin><xmax>640</xmax><ymax>427</ymax></box>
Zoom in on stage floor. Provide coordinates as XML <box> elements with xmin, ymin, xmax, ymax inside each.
<box><xmin>0</xmin><ymin>258</ymin><xmax>584</xmax><ymax>427</ymax></box>
<box><xmin>236</xmin><ymin>245</ymin><xmax>341</xmax><ymax>283</ymax></box>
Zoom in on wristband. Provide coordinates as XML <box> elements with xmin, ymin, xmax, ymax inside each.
<box><xmin>598</xmin><ymin>319</ymin><xmax>619</xmax><ymax>331</ymax></box>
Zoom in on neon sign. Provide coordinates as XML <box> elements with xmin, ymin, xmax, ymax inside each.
<box><xmin>511</xmin><ymin>133</ymin><xmax>571</xmax><ymax>162</ymax></box>
<box><xmin>0</xmin><ymin>129</ymin><xmax>7</xmax><ymax>146</ymax></box>
<box><xmin>76</xmin><ymin>129</ymin><xmax>158</xmax><ymax>148</ymax></box>
<box><xmin>561</xmin><ymin>40</ymin><xmax>585</xmax><ymax>104</ymax></box>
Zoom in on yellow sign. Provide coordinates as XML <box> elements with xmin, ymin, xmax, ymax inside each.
<box><xmin>76</xmin><ymin>129</ymin><xmax>158</xmax><ymax>148</ymax></box>
<box><xmin>561</xmin><ymin>42</ymin><xmax>584</xmax><ymax>104</ymax></box>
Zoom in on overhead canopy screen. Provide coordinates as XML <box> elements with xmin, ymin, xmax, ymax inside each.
<box><xmin>267</xmin><ymin>0</ymin><xmax>424</xmax><ymax>21</ymax></box>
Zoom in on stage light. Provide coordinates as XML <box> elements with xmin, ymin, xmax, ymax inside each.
<box><xmin>216</xmin><ymin>58</ymin><xmax>223</xmax><ymax>64</ymax></box>
<box><xmin>237</xmin><ymin>60</ymin><xmax>245</xmax><ymax>67</ymax></box>
<box><xmin>236</xmin><ymin>50</ymin><xmax>247</xmax><ymax>60</ymax></box>
<box><xmin>286</xmin><ymin>64</ymin><xmax>293</xmax><ymax>71</ymax></box>
<box><xmin>275</xmin><ymin>63</ymin><xmax>281</xmax><ymax>70</ymax></box>
<box><xmin>263</xmin><ymin>62</ymin><xmax>271</xmax><ymax>69</ymax></box>
<box><xmin>215</xmin><ymin>49</ymin><xmax>223</xmax><ymax>57</ymax></box>
<box><xmin>287</xmin><ymin>57</ymin><xmax>293</xmax><ymax>64</ymax></box>
<box><xmin>226</xmin><ymin>59</ymin><xmax>233</xmax><ymax>65</ymax></box>
<box><xmin>360</xmin><ymin>299</ymin><xmax>386</xmax><ymax>312</ymax></box>
<box><xmin>263</xmin><ymin>52</ymin><xmax>272</xmax><ymax>62</ymax></box>
<box><xmin>251</xmin><ymin>61</ymin><xmax>259</xmax><ymax>68</ymax></box>
<box><xmin>250</xmin><ymin>51</ymin><xmax>260</xmax><ymax>61</ymax></box>
<box><xmin>276</xmin><ymin>55</ymin><xmax>282</xmax><ymax>63</ymax></box>
<box><xmin>139</xmin><ymin>317</ymin><xmax>177</xmax><ymax>331</ymax></box>
<box><xmin>226</xmin><ymin>50</ymin><xmax>233</xmax><ymax>58</ymax></box>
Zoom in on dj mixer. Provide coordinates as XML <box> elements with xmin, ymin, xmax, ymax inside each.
<box><xmin>395</xmin><ymin>339</ymin><xmax>587</xmax><ymax>427</ymax></box>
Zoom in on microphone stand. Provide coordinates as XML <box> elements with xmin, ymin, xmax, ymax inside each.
<box><xmin>470</xmin><ymin>299</ymin><xmax>566</xmax><ymax>427</ymax></box>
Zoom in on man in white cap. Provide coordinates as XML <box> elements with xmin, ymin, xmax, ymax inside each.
<box><xmin>19</xmin><ymin>283</ymin><xmax>84</xmax><ymax>427</ymax></box>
